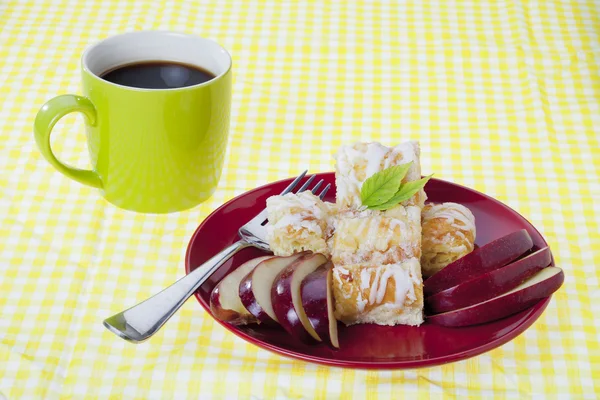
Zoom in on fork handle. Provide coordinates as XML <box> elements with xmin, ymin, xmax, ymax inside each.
<box><xmin>103</xmin><ymin>240</ymin><xmax>249</xmax><ymax>343</ymax></box>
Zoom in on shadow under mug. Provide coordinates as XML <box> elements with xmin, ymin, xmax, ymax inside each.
<box><xmin>34</xmin><ymin>31</ymin><xmax>232</xmax><ymax>213</ymax></box>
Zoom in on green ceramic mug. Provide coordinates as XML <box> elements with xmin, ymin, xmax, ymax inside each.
<box><xmin>34</xmin><ymin>31</ymin><xmax>232</xmax><ymax>213</ymax></box>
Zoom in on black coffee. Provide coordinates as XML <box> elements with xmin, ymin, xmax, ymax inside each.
<box><xmin>100</xmin><ymin>61</ymin><xmax>216</xmax><ymax>89</ymax></box>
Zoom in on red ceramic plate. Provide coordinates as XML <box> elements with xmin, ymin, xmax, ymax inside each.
<box><xmin>185</xmin><ymin>173</ymin><xmax>554</xmax><ymax>369</ymax></box>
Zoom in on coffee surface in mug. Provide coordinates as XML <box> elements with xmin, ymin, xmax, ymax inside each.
<box><xmin>100</xmin><ymin>61</ymin><xmax>216</xmax><ymax>89</ymax></box>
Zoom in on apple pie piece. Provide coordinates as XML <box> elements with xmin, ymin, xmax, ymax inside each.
<box><xmin>421</xmin><ymin>202</ymin><xmax>476</xmax><ymax>278</ymax></box>
<box><xmin>334</xmin><ymin>141</ymin><xmax>427</xmax><ymax>210</ymax></box>
<box><xmin>266</xmin><ymin>191</ymin><xmax>335</xmax><ymax>257</ymax></box>
<box><xmin>332</xmin><ymin>258</ymin><xmax>424</xmax><ymax>326</ymax></box>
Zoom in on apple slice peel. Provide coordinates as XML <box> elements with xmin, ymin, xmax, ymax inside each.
<box><xmin>272</xmin><ymin>253</ymin><xmax>328</xmax><ymax>343</ymax></box>
<box><xmin>426</xmin><ymin>247</ymin><xmax>552</xmax><ymax>314</ymax></box>
<box><xmin>209</xmin><ymin>256</ymin><xmax>273</xmax><ymax>325</ymax></box>
<box><xmin>427</xmin><ymin>266</ymin><xmax>564</xmax><ymax>327</ymax></box>
<box><xmin>300</xmin><ymin>262</ymin><xmax>339</xmax><ymax>349</ymax></box>
<box><xmin>424</xmin><ymin>229</ymin><xmax>534</xmax><ymax>297</ymax></box>
<box><xmin>239</xmin><ymin>252</ymin><xmax>308</xmax><ymax>324</ymax></box>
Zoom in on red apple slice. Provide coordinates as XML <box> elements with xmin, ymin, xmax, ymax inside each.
<box><xmin>210</xmin><ymin>255</ymin><xmax>273</xmax><ymax>324</ymax></box>
<box><xmin>427</xmin><ymin>247</ymin><xmax>552</xmax><ymax>314</ymax></box>
<box><xmin>424</xmin><ymin>229</ymin><xmax>534</xmax><ymax>297</ymax></box>
<box><xmin>428</xmin><ymin>266</ymin><xmax>564</xmax><ymax>327</ymax></box>
<box><xmin>239</xmin><ymin>252</ymin><xmax>308</xmax><ymax>324</ymax></box>
<box><xmin>272</xmin><ymin>253</ymin><xmax>328</xmax><ymax>343</ymax></box>
<box><xmin>300</xmin><ymin>262</ymin><xmax>339</xmax><ymax>349</ymax></box>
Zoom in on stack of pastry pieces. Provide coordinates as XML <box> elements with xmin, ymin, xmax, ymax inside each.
<box><xmin>265</xmin><ymin>140</ymin><xmax>477</xmax><ymax>328</ymax></box>
<box><xmin>330</xmin><ymin>141</ymin><xmax>425</xmax><ymax>326</ymax></box>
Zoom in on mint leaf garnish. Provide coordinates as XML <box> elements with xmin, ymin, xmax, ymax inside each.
<box><xmin>360</xmin><ymin>162</ymin><xmax>413</xmax><ymax>207</ymax></box>
<box><xmin>368</xmin><ymin>174</ymin><xmax>432</xmax><ymax>211</ymax></box>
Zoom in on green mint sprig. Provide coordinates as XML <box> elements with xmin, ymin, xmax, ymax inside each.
<box><xmin>360</xmin><ymin>162</ymin><xmax>432</xmax><ymax>211</ymax></box>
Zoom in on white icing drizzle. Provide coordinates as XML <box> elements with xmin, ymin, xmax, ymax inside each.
<box><xmin>421</xmin><ymin>204</ymin><xmax>476</xmax><ymax>272</ymax></box>
<box><xmin>266</xmin><ymin>191</ymin><xmax>336</xmax><ymax>242</ymax></box>
<box><xmin>406</xmin><ymin>260</ymin><xmax>421</xmax><ymax>300</ymax></box>
<box><xmin>390</xmin><ymin>142</ymin><xmax>419</xmax><ymax>178</ymax></box>
<box><xmin>368</xmin><ymin>267</ymin><xmax>382</xmax><ymax>305</ymax></box>
<box><xmin>454</xmin><ymin>230</ymin><xmax>466</xmax><ymax>240</ymax></box>
<box><xmin>453</xmin><ymin>244</ymin><xmax>467</xmax><ymax>253</ymax></box>
<box><xmin>423</xmin><ymin>202</ymin><xmax>476</xmax><ymax>234</ymax></box>
<box><xmin>332</xmin><ymin>206</ymin><xmax>421</xmax><ymax>265</ymax></box>
<box><xmin>360</xmin><ymin>263</ymin><xmax>418</xmax><ymax>306</ymax></box>
<box><xmin>377</xmin><ymin>268</ymin><xmax>395</xmax><ymax>304</ymax></box>
<box><xmin>334</xmin><ymin>141</ymin><xmax>422</xmax><ymax>207</ymax></box>
<box><xmin>356</xmin><ymin>292</ymin><xmax>367</xmax><ymax>313</ymax></box>
<box><xmin>360</xmin><ymin>268</ymin><xmax>371</xmax><ymax>290</ymax></box>
<box><xmin>333</xmin><ymin>271</ymin><xmax>343</xmax><ymax>286</ymax></box>
<box><xmin>364</xmin><ymin>143</ymin><xmax>388</xmax><ymax>178</ymax></box>
<box><xmin>332</xmin><ymin>270</ymin><xmax>352</xmax><ymax>299</ymax></box>
<box><xmin>267</xmin><ymin>191</ymin><xmax>326</xmax><ymax>220</ymax></box>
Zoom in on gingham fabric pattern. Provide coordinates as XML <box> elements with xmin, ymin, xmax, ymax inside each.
<box><xmin>1</xmin><ymin>0</ymin><xmax>599</xmax><ymax>398</ymax></box>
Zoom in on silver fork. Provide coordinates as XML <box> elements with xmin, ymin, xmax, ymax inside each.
<box><xmin>103</xmin><ymin>172</ymin><xmax>331</xmax><ymax>343</ymax></box>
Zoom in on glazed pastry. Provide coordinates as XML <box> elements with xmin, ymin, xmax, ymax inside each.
<box><xmin>330</xmin><ymin>206</ymin><xmax>424</xmax><ymax>326</ymax></box>
<box><xmin>421</xmin><ymin>202</ymin><xmax>476</xmax><ymax>278</ymax></box>
<box><xmin>334</xmin><ymin>141</ymin><xmax>427</xmax><ymax>210</ymax></box>
<box><xmin>330</xmin><ymin>206</ymin><xmax>421</xmax><ymax>266</ymax></box>
<box><xmin>266</xmin><ymin>191</ymin><xmax>335</xmax><ymax>257</ymax></box>
<box><xmin>332</xmin><ymin>258</ymin><xmax>424</xmax><ymax>326</ymax></box>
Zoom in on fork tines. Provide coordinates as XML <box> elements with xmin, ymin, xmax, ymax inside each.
<box><xmin>281</xmin><ymin>171</ymin><xmax>330</xmax><ymax>200</ymax></box>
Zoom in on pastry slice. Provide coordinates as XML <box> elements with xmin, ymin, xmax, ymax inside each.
<box><xmin>421</xmin><ymin>202</ymin><xmax>476</xmax><ymax>278</ymax></box>
<box><xmin>332</xmin><ymin>258</ymin><xmax>424</xmax><ymax>326</ymax></box>
<box><xmin>334</xmin><ymin>141</ymin><xmax>427</xmax><ymax>209</ymax></box>
<box><xmin>330</xmin><ymin>205</ymin><xmax>422</xmax><ymax>266</ymax></box>
<box><xmin>266</xmin><ymin>191</ymin><xmax>335</xmax><ymax>257</ymax></box>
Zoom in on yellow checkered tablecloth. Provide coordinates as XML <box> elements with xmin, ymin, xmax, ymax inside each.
<box><xmin>1</xmin><ymin>0</ymin><xmax>599</xmax><ymax>398</ymax></box>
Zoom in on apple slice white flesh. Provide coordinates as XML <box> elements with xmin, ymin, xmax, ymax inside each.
<box><xmin>427</xmin><ymin>266</ymin><xmax>564</xmax><ymax>327</ymax></box>
<box><xmin>300</xmin><ymin>262</ymin><xmax>339</xmax><ymax>349</ymax></box>
<box><xmin>424</xmin><ymin>229</ymin><xmax>534</xmax><ymax>297</ymax></box>
<box><xmin>209</xmin><ymin>255</ymin><xmax>274</xmax><ymax>324</ymax></box>
<box><xmin>427</xmin><ymin>247</ymin><xmax>552</xmax><ymax>314</ymax></box>
<box><xmin>272</xmin><ymin>253</ymin><xmax>328</xmax><ymax>343</ymax></box>
<box><xmin>238</xmin><ymin>252</ymin><xmax>308</xmax><ymax>324</ymax></box>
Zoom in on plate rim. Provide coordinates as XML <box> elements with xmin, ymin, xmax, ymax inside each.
<box><xmin>185</xmin><ymin>173</ymin><xmax>553</xmax><ymax>369</ymax></box>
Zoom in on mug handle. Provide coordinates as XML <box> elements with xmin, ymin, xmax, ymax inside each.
<box><xmin>34</xmin><ymin>95</ymin><xmax>103</xmax><ymax>189</ymax></box>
